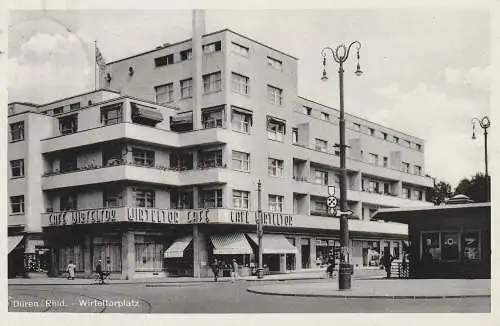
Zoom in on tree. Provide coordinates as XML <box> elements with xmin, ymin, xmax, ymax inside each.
<box><xmin>455</xmin><ymin>173</ymin><xmax>489</xmax><ymax>203</ymax></box>
<box><xmin>427</xmin><ymin>180</ymin><xmax>453</xmax><ymax>205</ymax></box>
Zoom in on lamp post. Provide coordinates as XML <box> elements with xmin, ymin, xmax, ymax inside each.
<box><xmin>257</xmin><ymin>179</ymin><xmax>264</xmax><ymax>279</ymax></box>
<box><xmin>472</xmin><ymin>116</ymin><xmax>491</xmax><ymax>202</ymax></box>
<box><xmin>321</xmin><ymin>41</ymin><xmax>362</xmax><ymax>290</ymax></box>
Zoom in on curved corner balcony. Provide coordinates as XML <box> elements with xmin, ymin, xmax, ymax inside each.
<box><xmin>41</xmin><ymin>161</ymin><xmax>231</xmax><ymax>190</ymax></box>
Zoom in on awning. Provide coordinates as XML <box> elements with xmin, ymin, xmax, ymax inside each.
<box><xmin>247</xmin><ymin>233</ymin><xmax>297</xmax><ymax>254</ymax></box>
<box><xmin>8</xmin><ymin>236</ymin><xmax>24</xmax><ymax>254</ymax></box>
<box><xmin>210</xmin><ymin>233</ymin><xmax>253</xmax><ymax>255</ymax></box>
<box><xmin>170</xmin><ymin>111</ymin><xmax>193</xmax><ymax>124</ymax></box>
<box><xmin>131</xmin><ymin>102</ymin><xmax>164</xmax><ymax>124</ymax></box>
<box><xmin>164</xmin><ymin>236</ymin><xmax>192</xmax><ymax>258</ymax></box>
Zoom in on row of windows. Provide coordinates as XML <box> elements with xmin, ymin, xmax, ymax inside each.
<box><xmin>301</xmin><ymin>105</ymin><xmax>423</xmax><ymax>151</ymax></box>
<box><xmin>40</xmin><ymin>102</ymin><xmax>82</xmax><ymax>116</ymax></box>
<box><xmin>154</xmin><ymin>72</ymin><xmax>283</xmax><ymax>105</ymax></box>
<box><xmin>230</xmin><ymin>41</ymin><xmax>284</xmax><ymax>71</ymax></box>
<box><xmin>154</xmin><ymin>41</ymin><xmax>221</xmax><ymax>68</ymax></box>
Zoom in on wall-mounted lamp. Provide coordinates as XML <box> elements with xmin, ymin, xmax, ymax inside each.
<box><xmin>128</xmin><ymin>67</ymin><xmax>134</xmax><ymax>76</ymax></box>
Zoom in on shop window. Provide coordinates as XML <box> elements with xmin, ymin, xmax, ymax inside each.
<box><xmin>422</xmin><ymin>232</ymin><xmax>440</xmax><ymax>262</ymax></box>
<box><xmin>10</xmin><ymin>195</ymin><xmax>24</xmax><ymax>214</ymax></box>
<box><xmin>92</xmin><ymin>238</ymin><xmax>122</xmax><ymax>272</ymax></box>
<box><xmin>134</xmin><ymin>188</ymin><xmax>155</xmax><ymax>208</ymax></box>
<box><xmin>58</xmin><ymin>245</ymin><xmax>84</xmax><ymax>272</ymax></box>
<box><xmin>135</xmin><ymin>236</ymin><xmax>163</xmax><ymax>272</ymax></box>
<box><xmin>441</xmin><ymin>232</ymin><xmax>459</xmax><ymax>261</ymax></box>
<box><xmin>100</xmin><ymin>103</ymin><xmax>123</xmax><ymax>125</ymax></box>
<box><xmin>233</xmin><ymin>190</ymin><xmax>250</xmax><ymax>210</ymax></box>
<box><xmin>199</xmin><ymin>189</ymin><xmax>223</xmax><ymax>208</ymax></box>
<box><xmin>10</xmin><ymin>121</ymin><xmax>25</xmax><ymax>142</ymax></box>
<box><xmin>462</xmin><ymin>231</ymin><xmax>481</xmax><ymax>261</ymax></box>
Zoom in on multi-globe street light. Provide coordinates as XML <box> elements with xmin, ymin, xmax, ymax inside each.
<box><xmin>471</xmin><ymin>116</ymin><xmax>491</xmax><ymax>202</ymax></box>
<box><xmin>321</xmin><ymin>41</ymin><xmax>362</xmax><ymax>290</ymax></box>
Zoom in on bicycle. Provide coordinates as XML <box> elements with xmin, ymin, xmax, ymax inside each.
<box><xmin>92</xmin><ymin>271</ymin><xmax>111</xmax><ymax>285</ymax></box>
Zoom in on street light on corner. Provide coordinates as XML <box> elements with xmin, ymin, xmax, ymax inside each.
<box><xmin>321</xmin><ymin>41</ymin><xmax>363</xmax><ymax>291</ymax></box>
<box><xmin>471</xmin><ymin>116</ymin><xmax>491</xmax><ymax>202</ymax></box>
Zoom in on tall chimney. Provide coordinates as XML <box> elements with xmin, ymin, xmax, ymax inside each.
<box><xmin>192</xmin><ymin>9</ymin><xmax>205</xmax><ymax>130</ymax></box>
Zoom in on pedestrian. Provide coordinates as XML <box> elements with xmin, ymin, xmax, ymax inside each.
<box><xmin>66</xmin><ymin>260</ymin><xmax>76</xmax><ymax>280</ymax></box>
<box><xmin>326</xmin><ymin>255</ymin><xmax>335</xmax><ymax>278</ymax></box>
<box><xmin>95</xmin><ymin>259</ymin><xmax>104</xmax><ymax>284</ymax></box>
<box><xmin>211</xmin><ymin>258</ymin><xmax>220</xmax><ymax>282</ymax></box>
<box><xmin>231</xmin><ymin>259</ymin><xmax>239</xmax><ymax>282</ymax></box>
<box><xmin>380</xmin><ymin>250</ymin><xmax>394</xmax><ymax>278</ymax></box>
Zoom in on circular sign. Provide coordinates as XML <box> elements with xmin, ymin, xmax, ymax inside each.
<box><xmin>327</xmin><ymin>196</ymin><xmax>338</xmax><ymax>208</ymax></box>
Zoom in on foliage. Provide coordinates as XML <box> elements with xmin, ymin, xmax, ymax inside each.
<box><xmin>454</xmin><ymin>173</ymin><xmax>490</xmax><ymax>203</ymax></box>
<box><xmin>427</xmin><ymin>181</ymin><xmax>453</xmax><ymax>205</ymax></box>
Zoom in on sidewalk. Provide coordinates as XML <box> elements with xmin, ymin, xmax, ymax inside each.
<box><xmin>8</xmin><ymin>268</ymin><xmax>385</xmax><ymax>286</ymax></box>
<box><xmin>246</xmin><ymin>278</ymin><xmax>491</xmax><ymax>299</ymax></box>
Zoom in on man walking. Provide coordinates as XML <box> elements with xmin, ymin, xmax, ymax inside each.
<box><xmin>231</xmin><ymin>259</ymin><xmax>239</xmax><ymax>282</ymax></box>
<box><xmin>211</xmin><ymin>258</ymin><xmax>220</xmax><ymax>282</ymax></box>
<box><xmin>95</xmin><ymin>259</ymin><xmax>104</xmax><ymax>284</ymax></box>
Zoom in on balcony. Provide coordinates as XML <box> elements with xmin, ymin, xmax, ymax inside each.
<box><xmin>40</xmin><ymin>206</ymin><xmax>407</xmax><ymax>236</ymax></box>
<box><xmin>348</xmin><ymin>189</ymin><xmax>431</xmax><ymax>208</ymax></box>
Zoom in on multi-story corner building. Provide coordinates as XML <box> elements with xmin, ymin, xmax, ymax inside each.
<box><xmin>7</xmin><ymin>28</ymin><xmax>433</xmax><ymax>279</ymax></box>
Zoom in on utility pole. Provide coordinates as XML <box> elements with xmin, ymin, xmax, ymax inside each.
<box><xmin>257</xmin><ymin>180</ymin><xmax>264</xmax><ymax>279</ymax></box>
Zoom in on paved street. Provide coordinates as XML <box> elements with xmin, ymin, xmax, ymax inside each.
<box><xmin>8</xmin><ymin>279</ymin><xmax>490</xmax><ymax>313</ymax></box>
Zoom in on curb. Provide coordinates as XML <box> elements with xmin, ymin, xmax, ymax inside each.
<box><xmin>246</xmin><ymin>288</ymin><xmax>491</xmax><ymax>299</ymax></box>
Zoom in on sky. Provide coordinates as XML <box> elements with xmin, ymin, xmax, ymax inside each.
<box><xmin>7</xmin><ymin>8</ymin><xmax>491</xmax><ymax>187</ymax></box>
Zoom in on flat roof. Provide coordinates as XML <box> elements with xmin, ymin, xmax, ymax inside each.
<box><xmin>107</xmin><ymin>28</ymin><xmax>298</xmax><ymax>65</ymax></box>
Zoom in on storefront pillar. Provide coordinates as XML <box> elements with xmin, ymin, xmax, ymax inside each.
<box><xmin>49</xmin><ymin>248</ymin><xmax>58</xmax><ymax>277</ymax></box>
<box><xmin>295</xmin><ymin>236</ymin><xmax>302</xmax><ymax>271</ymax></box>
<box><xmin>121</xmin><ymin>231</ymin><xmax>135</xmax><ymax>280</ymax></box>
<box><xmin>193</xmin><ymin>225</ymin><xmax>209</xmax><ymax>278</ymax></box>
<box><xmin>310</xmin><ymin>237</ymin><xmax>317</xmax><ymax>268</ymax></box>
<box><xmin>83</xmin><ymin>235</ymin><xmax>92</xmax><ymax>276</ymax></box>
<box><xmin>279</xmin><ymin>254</ymin><xmax>287</xmax><ymax>273</ymax></box>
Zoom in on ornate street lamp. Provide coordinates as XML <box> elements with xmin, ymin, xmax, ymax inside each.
<box><xmin>472</xmin><ymin>116</ymin><xmax>491</xmax><ymax>201</ymax></box>
<box><xmin>321</xmin><ymin>41</ymin><xmax>362</xmax><ymax>290</ymax></box>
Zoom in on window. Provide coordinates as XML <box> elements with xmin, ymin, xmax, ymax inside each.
<box><xmin>267</xmin><ymin>56</ymin><xmax>282</xmax><ymax>70</ymax></box>
<box><xmin>170</xmin><ymin>190</ymin><xmax>193</xmax><ymax>209</ymax></box>
<box><xmin>303</xmin><ymin>106</ymin><xmax>312</xmax><ymax>115</ymax></box>
<box><xmin>233</xmin><ymin>190</ymin><xmax>249</xmax><ymax>209</ymax></box>
<box><xmin>268</xmin><ymin>158</ymin><xmax>284</xmax><ymax>177</ymax></box>
<box><xmin>414</xmin><ymin>165</ymin><xmax>422</xmax><ymax>175</ymax></box>
<box><xmin>231</xmin><ymin>107</ymin><xmax>252</xmax><ymax>133</ymax></box>
<box><xmin>134</xmin><ymin>188</ymin><xmax>155</xmax><ymax>208</ymax></box>
<box><xmin>369</xmin><ymin>128</ymin><xmax>375</xmax><ymax>136</ymax></box>
<box><xmin>231</xmin><ymin>73</ymin><xmax>250</xmax><ymax>95</ymax></box>
<box><xmin>314</xmin><ymin>169</ymin><xmax>328</xmax><ymax>185</ymax></box>
<box><xmin>383</xmin><ymin>157</ymin><xmax>388</xmax><ymax>168</ymax></box>
<box><xmin>369</xmin><ymin>153</ymin><xmax>379</xmax><ymax>165</ymax></box>
<box><xmin>383</xmin><ymin>183</ymin><xmax>391</xmax><ymax>195</ymax></box>
<box><xmin>103</xmin><ymin>188</ymin><xmax>122</xmax><ymax>208</ymax></box>
<box><xmin>103</xmin><ymin>147</ymin><xmax>122</xmax><ymax>166</ymax></box>
<box><xmin>155</xmin><ymin>83</ymin><xmax>174</xmax><ymax>104</ymax></box>
<box><xmin>231</xmin><ymin>42</ymin><xmax>249</xmax><ymax>56</ymax></box>
<box><xmin>10</xmin><ymin>159</ymin><xmax>24</xmax><ymax>178</ymax></box>
<box><xmin>363</xmin><ymin>179</ymin><xmax>379</xmax><ymax>193</ymax></box>
<box><xmin>60</xmin><ymin>194</ymin><xmax>77</xmax><ymax>211</ymax></box>
<box><xmin>10</xmin><ymin>195</ymin><xmax>24</xmax><ymax>214</ymax></box>
<box><xmin>401</xmin><ymin>162</ymin><xmax>410</xmax><ymax>173</ymax></box>
<box><xmin>180</xmin><ymin>78</ymin><xmax>193</xmax><ymax>99</ymax></box>
<box><xmin>180</xmin><ymin>49</ymin><xmax>192</xmax><ymax>61</ymax></box>
<box><xmin>292</xmin><ymin>128</ymin><xmax>298</xmax><ymax>144</ymax></box>
<box><xmin>59</xmin><ymin>114</ymin><xmax>78</xmax><ymax>135</ymax></box>
<box><xmin>10</xmin><ymin>122</ymin><xmax>24</xmax><ymax>141</ymax></box>
<box><xmin>393</xmin><ymin>136</ymin><xmax>399</xmax><ymax>143</ymax></box>
<box><xmin>414</xmin><ymin>189</ymin><xmax>423</xmax><ymax>201</ymax></box>
<box><xmin>416</xmin><ymin>143</ymin><xmax>422</xmax><ymax>151</ymax></box>
<box><xmin>100</xmin><ymin>104</ymin><xmax>123</xmax><ymax>125</ymax></box>
<box><xmin>382</xmin><ymin>132</ymin><xmax>388</xmax><ymax>140</ymax></box>
<box><xmin>353</xmin><ymin>122</ymin><xmax>361</xmax><ymax>131</ymax></box>
<box><xmin>198</xmin><ymin>149</ymin><xmax>223</xmax><ymax>168</ymax></box>
<box><xmin>203</xmin><ymin>41</ymin><xmax>221</xmax><ymax>54</ymax></box>
<box><xmin>462</xmin><ymin>231</ymin><xmax>480</xmax><ymax>261</ymax></box>
<box><xmin>268</xmin><ymin>194</ymin><xmax>284</xmax><ymax>212</ymax></box>
<box><xmin>202</xmin><ymin>106</ymin><xmax>224</xmax><ymax>129</ymax></box>
<box><xmin>320</xmin><ymin>112</ymin><xmax>330</xmax><ymax>121</ymax></box>
<box><xmin>70</xmin><ymin>102</ymin><xmax>80</xmax><ymax>111</ymax></box>
<box><xmin>267</xmin><ymin>85</ymin><xmax>283</xmax><ymax>105</ymax></box>
<box><xmin>232</xmin><ymin>151</ymin><xmax>250</xmax><ymax>171</ymax></box>
<box><xmin>154</xmin><ymin>54</ymin><xmax>174</xmax><ymax>67</ymax></box>
<box><xmin>311</xmin><ymin>198</ymin><xmax>327</xmax><ymax>215</ymax></box>
<box><xmin>403</xmin><ymin>140</ymin><xmax>411</xmax><ymax>148</ymax></box>
<box><xmin>132</xmin><ymin>148</ymin><xmax>155</xmax><ymax>166</ymax></box>
<box><xmin>135</xmin><ymin>236</ymin><xmax>163</xmax><ymax>272</ymax></box>
<box><xmin>203</xmin><ymin>71</ymin><xmax>222</xmax><ymax>94</ymax></box>
<box><xmin>54</xmin><ymin>107</ymin><xmax>63</xmax><ymax>115</ymax></box>
<box><xmin>441</xmin><ymin>232</ymin><xmax>460</xmax><ymax>261</ymax></box>
<box><xmin>315</xmin><ymin>138</ymin><xmax>328</xmax><ymax>152</ymax></box>
<box><xmin>60</xmin><ymin>155</ymin><xmax>77</xmax><ymax>173</ymax></box>
<box><xmin>402</xmin><ymin>186</ymin><xmax>410</xmax><ymax>199</ymax></box>
<box><xmin>422</xmin><ymin>232</ymin><xmax>440</xmax><ymax>262</ymax></box>
<box><xmin>199</xmin><ymin>189</ymin><xmax>223</xmax><ymax>208</ymax></box>
<box><xmin>267</xmin><ymin>117</ymin><xmax>286</xmax><ymax>142</ymax></box>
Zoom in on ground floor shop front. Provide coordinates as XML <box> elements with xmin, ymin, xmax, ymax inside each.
<box><xmin>38</xmin><ymin>223</ymin><xmax>405</xmax><ymax>279</ymax></box>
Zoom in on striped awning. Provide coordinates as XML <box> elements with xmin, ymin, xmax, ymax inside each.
<box><xmin>164</xmin><ymin>236</ymin><xmax>192</xmax><ymax>258</ymax></box>
<box><xmin>210</xmin><ymin>233</ymin><xmax>253</xmax><ymax>255</ymax></box>
<box><xmin>8</xmin><ymin>236</ymin><xmax>23</xmax><ymax>254</ymax></box>
<box><xmin>247</xmin><ymin>233</ymin><xmax>297</xmax><ymax>254</ymax></box>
